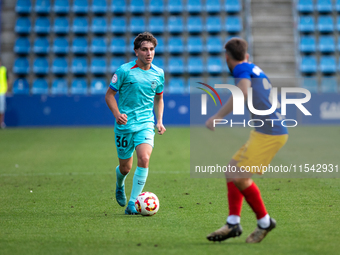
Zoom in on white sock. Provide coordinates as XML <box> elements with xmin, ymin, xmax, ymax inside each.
<box><xmin>257</xmin><ymin>214</ymin><xmax>270</xmax><ymax>228</ymax></box>
<box><xmin>227</xmin><ymin>215</ymin><xmax>241</xmax><ymax>225</ymax></box>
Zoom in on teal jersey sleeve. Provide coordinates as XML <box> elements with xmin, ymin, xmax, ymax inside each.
<box><xmin>109</xmin><ymin>66</ymin><xmax>126</xmax><ymax>92</ymax></box>
<box><xmin>156</xmin><ymin>70</ymin><xmax>165</xmax><ymax>94</ymax></box>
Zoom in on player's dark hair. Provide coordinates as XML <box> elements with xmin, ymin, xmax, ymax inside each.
<box><xmin>224</xmin><ymin>38</ymin><xmax>248</xmax><ymax>61</ymax></box>
<box><xmin>134</xmin><ymin>32</ymin><xmax>158</xmax><ymax>50</ymax></box>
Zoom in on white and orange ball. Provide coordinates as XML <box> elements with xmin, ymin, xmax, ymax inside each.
<box><xmin>135</xmin><ymin>192</ymin><xmax>160</xmax><ymax>216</ymax></box>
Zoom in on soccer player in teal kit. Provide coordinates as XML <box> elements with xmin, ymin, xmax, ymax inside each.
<box><xmin>105</xmin><ymin>32</ymin><xmax>166</xmax><ymax>215</ymax></box>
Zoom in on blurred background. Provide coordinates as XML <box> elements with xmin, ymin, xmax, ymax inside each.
<box><xmin>0</xmin><ymin>0</ymin><xmax>339</xmax><ymax>127</ymax></box>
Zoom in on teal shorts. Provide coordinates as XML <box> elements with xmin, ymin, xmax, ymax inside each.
<box><xmin>115</xmin><ymin>128</ymin><xmax>155</xmax><ymax>159</ymax></box>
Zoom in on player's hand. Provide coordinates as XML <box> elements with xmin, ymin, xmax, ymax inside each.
<box><xmin>156</xmin><ymin>123</ymin><xmax>166</xmax><ymax>135</ymax></box>
<box><xmin>116</xmin><ymin>113</ymin><xmax>128</xmax><ymax>125</ymax></box>
<box><xmin>205</xmin><ymin>116</ymin><xmax>215</xmax><ymax>131</ymax></box>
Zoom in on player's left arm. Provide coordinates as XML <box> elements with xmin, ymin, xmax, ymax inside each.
<box><xmin>206</xmin><ymin>79</ymin><xmax>251</xmax><ymax>131</ymax></box>
<box><xmin>154</xmin><ymin>93</ymin><xmax>166</xmax><ymax>135</ymax></box>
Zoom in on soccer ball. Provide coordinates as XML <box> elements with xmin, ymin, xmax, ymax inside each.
<box><xmin>135</xmin><ymin>192</ymin><xmax>160</xmax><ymax>216</ymax></box>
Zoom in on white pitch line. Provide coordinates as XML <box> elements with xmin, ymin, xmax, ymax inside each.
<box><xmin>0</xmin><ymin>171</ymin><xmax>187</xmax><ymax>177</ymax></box>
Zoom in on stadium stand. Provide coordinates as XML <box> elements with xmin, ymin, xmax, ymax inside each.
<box><xmin>90</xmin><ymin>78</ymin><xmax>107</xmax><ymax>94</ymax></box>
<box><xmin>14</xmin><ymin>37</ymin><xmax>30</xmax><ymax>55</ymax></box>
<box><xmin>53</xmin><ymin>0</ymin><xmax>70</xmax><ymax>14</ymax></box>
<box><xmin>32</xmin><ymin>78</ymin><xmax>49</xmax><ymax>94</ymax></box>
<box><xmin>71</xmin><ymin>78</ymin><xmax>88</xmax><ymax>94</ymax></box>
<box><xmin>149</xmin><ymin>0</ymin><xmax>165</xmax><ymax>14</ymax></box>
<box><xmin>15</xmin><ymin>0</ymin><xmax>32</xmax><ymax>14</ymax></box>
<box><xmin>53</xmin><ymin>37</ymin><xmax>69</xmax><ymax>54</ymax></box>
<box><xmin>13</xmin><ymin>78</ymin><xmax>30</xmax><ymax>94</ymax></box>
<box><xmin>11</xmin><ymin>0</ymin><xmax>244</xmax><ymax>94</ymax></box>
<box><xmin>168</xmin><ymin>77</ymin><xmax>185</xmax><ymax>94</ymax></box>
<box><xmin>51</xmin><ymin>78</ymin><xmax>68</xmax><ymax>95</ymax></box>
<box><xmin>33</xmin><ymin>37</ymin><xmax>50</xmax><ymax>55</ymax></box>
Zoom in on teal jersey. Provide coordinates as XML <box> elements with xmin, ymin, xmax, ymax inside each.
<box><xmin>109</xmin><ymin>60</ymin><xmax>164</xmax><ymax>133</ymax></box>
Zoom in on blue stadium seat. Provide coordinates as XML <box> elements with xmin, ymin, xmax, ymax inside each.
<box><xmin>13</xmin><ymin>58</ymin><xmax>30</xmax><ymax>74</ymax></box>
<box><xmin>225</xmin><ymin>17</ymin><xmax>242</xmax><ymax>33</ymax></box>
<box><xmin>129</xmin><ymin>39</ymin><xmax>135</xmax><ymax>54</ymax></box>
<box><xmin>14</xmin><ymin>37</ymin><xmax>30</xmax><ymax>54</ymax></box>
<box><xmin>155</xmin><ymin>37</ymin><xmax>165</xmax><ymax>54</ymax></box>
<box><xmin>91</xmin><ymin>0</ymin><xmax>107</xmax><ymax>14</ymax></box>
<box><xmin>337</xmin><ymin>36</ymin><xmax>340</xmax><ymax>50</ymax></box>
<box><xmin>187</xmin><ymin>36</ymin><xmax>203</xmax><ymax>54</ymax></box>
<box><xmin>319</xmin><ymin>35</ymin><xmax>335</xmax><ymax>53</ymax></box>
<box><xmin>130</xmin><ymin>0</ymin><xmax>145</xmax><ymax>14</ymax></box>
<box><xmin>320</xmin><ymin>56</ymin><xmax>336</xmax><ymax>73</ymax></box>
<box><xmin>71</xmin><ymin>78</ymin><xmax>88</xmax><ymax>95</ymax></box>
<box><xmin>72</xmin><ymin>17</ymin><xmax>89</xmax><ymax>34</ymax></box>
<box><xmin>301</xmin><ymin>76</ymin><xmax>319</xmax><ymax>93</ymax></box>
<box><xmin>111</xmin><ymin>17</ymin><xmax>126</xmax><ymax>34</ymax></box>
<box><xmin>153</xmin><ymin>57</ymin><xmax>166</xmax><ymax>71</ymax></box>
<box><xmin>300</xmin><ymin>56</ymin><xmax>317</xmax><ymax>73</ymax></box>
<box><xmin>297</xmin><ymin>0</ymin><xmax>314</xmax><ymax>13</ymax></box>
<box><xmin>149</xmin><ymin>17</ymin><xmax>165</xmax><ymax>34</ymax></box>
<box><xmin>207</xmin><ymin>57</ymin><xmax>223</xmax><ymax>74</ymax></box>
<box><xmin>35</xmin><ymin>0</ymin><xmax>51</xmax><ymax>14</ymax></box>
<box><xmin>53</xmin><ymin>0</ymin><xmax>69</xmax><ymax>14</ymax></box>
<box><xmin>187</xmin><ymin>16</ymin><xmax>203</xmax><ymax>34</ymax></box>
<box><xmin>71</xmin><ymin>57</ymin><xmax>88</xmax><ymax>74</ymax></box>
<box><xmin>168</xmin><ymin>57</ymin><xmax>185</xmax><ymax>74</ymax></box>
<box><xmin>207</xmin><ymin>36</ymin><xmax>223</xmax><ymax>54</ymax></box>
<box><xmin>318</xmin><ymin>16</ymin><xmax>334</xmax><ymax>33</ymax></box>
<box><xmin>72</xmin><ymin>37</ymin><xmax>88</xmax><ymax>54</ymax></box>
<box><xmin>206</xmin><ymin>16</ymin><xmax>222</xmax><ymax>33</ymax></box>
<box><xmin>149</xmin><ymin>0</ymin><xmax>164</xmax><ymax>14</ymax></box>
<box><xmin>110</xmin><ymin>37</ymin><xmax>126</xmax><ymax>54</ymax></box>
<box><xmin>73</xmin><ymin>0</ymin><xmax>89</xmax><ymax>14</ymax></box>
<box><xmin>168</xmin><ymin>77</ymin><xmax>185</xmax><ymax>94</ymax></box>
<box><xmin>299</xmin><ymin>35</ymin><xmax>316</xmax><ymax>53</ymax></box>
<box><xmin>298</xmin><ymin>16</ymin><xmax>315</xmax><ymax>32</ymax></box>
<box><xmin>110</xmin><ymin>57</ymin><xmax>125</xmax><ymax>73</ymax></box>
<box><xmin>111</xmin><ymin>0</ymin><xmax>126</xmax><ymax>14</ymax></box>
<box><xmin>337</xmin><ymin>0</ymin><xmax>340</xmax><ymax>12</ymax></box>
<box><xmin>168</xmin><ymin>0</ymin><xmax>183</xmax><ymax>13</ymax></box>
<box><xmin>188</xmin><ymin>57</ymin><xmax>204</xmax><ymax>74</ymax></box>
<box><xmin>16</xmin><ymin>0</ymin><xmax>32</xmax><ymax>14</ymax></box>
<box><xmin>187</xmin><ymin>0</ymin><xmax>202</xmax><ymax>14</ymax></box>
<box><xmin>91</xmin><ymin>37</ymin><xmax>107</xmax><ymax>54</ymax></box>
<box><xmin>33</xmin><ymin>37</ymin><xmax>50</xmax><ymax>54</ymax></box>
<box><xmin>33</xmin><ymin>57</ymin><xmax>49</xmax><ymax>74</ymax></box>
<box><xmin>91</xmin><ymin>58</ymin><xmax>107</xmax><ymax>74</ymax></box>
<box><xmin>321</xmin><ymin>77</ymin><xmax>338</xmax><ymax>93</ymax></box>
<box><xmin>130</xmin><ymin>17</ymin><xmax>146</xmax><ymax>34</ymax></box>
<box><xmin>51</xmin><ymin>78</ymin><xmax>68</xmax><ymax>95</ymax></box>
<box><xmin>225</xmin><ymin>0</ymin><xmax>241</xmax><ymax>13</ymax></box>
<box><xmin>90</xmin><ymin>78</ymin><xmax>107</xmax><ymax>94</ymax></box>
<box><xmin>316</xmin><ymin>0</ymin><xmax>333</xmax><ymax>13</ymax></box>
<box><xmin>35</xmin><ymin>17</ymin><xmax>50</xmax><ymax>34</ymax></box>
<box><xmin>206</xmin><ymin>0</ymin><xmax>220</xmax><ymax>13</ymax></box>
<box><xmin>52</xmin><ymin>57</ymin><xmax>68</xmax><ymax>74</ymax></box>
<box><xmin>53</xmin><ymin>37</ymin><xmax>69</xmax><ymax>54</ymax></box>
<box><xmin>168</xmin><ymin>37</ymin><xmax>184</xmax><ymax>54</ymax></box>
<box><xmin>337</xmin><ymin>16</ymin><xmax>340</xmax><ymax>31</ymax></box>
<box><xmin>15</xmin><ymin>17</ymin><xmax>31</xmax><ymax>34</ymax></box>
<box><xmin>53</xmin><ymin>17</ymin><xmax>69</xmax><ymax>34</ymax></box>
<box><xmin>13</xmin><ymin>78</ymin><xmax>30</xmax><ymax>94</ymax></box>
<box><xmin>32</xmin><ymin>78</ymin><xmax>49</xmax><ymax>94</ymax></box>
<box><xmin>168</xmin><ymin>16</ymin><xmax>184</xmax><ymax>34</ymax></box>
<box><xmin>91</xmin><ymin>17</ymin><xmax>107</xmax><ymax>34</ymax></box>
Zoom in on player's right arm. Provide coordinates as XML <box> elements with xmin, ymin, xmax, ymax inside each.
<box><xmin>105</xmin><ymin>68</ymin><xmax>128</xmax><ymax>125</ymax></box>
<box><xmin>206</xmin><ymin>79</ymin><xmax>251</xmax><ymax>131</ymax></box>
<box><xmin>105</xmin><ymin>88</ymin><xmax>127</xmax><ymax>125</ymax></box>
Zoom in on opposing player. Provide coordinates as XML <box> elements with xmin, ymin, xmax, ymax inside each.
<box><xmin>105</xmin><ymin>32</ymin><xmax>166</xmax><ymax>215</ymax></box>
<box><xmin>205</xmin><ymin>38</ymin><xmax>288</xmax><ymax>243</ymax></box>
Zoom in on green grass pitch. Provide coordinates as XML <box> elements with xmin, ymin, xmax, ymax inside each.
<box><xmin>0</xmin><ymin>126</ymin><xmax>339</xmax><ymax>255</ymax></box>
